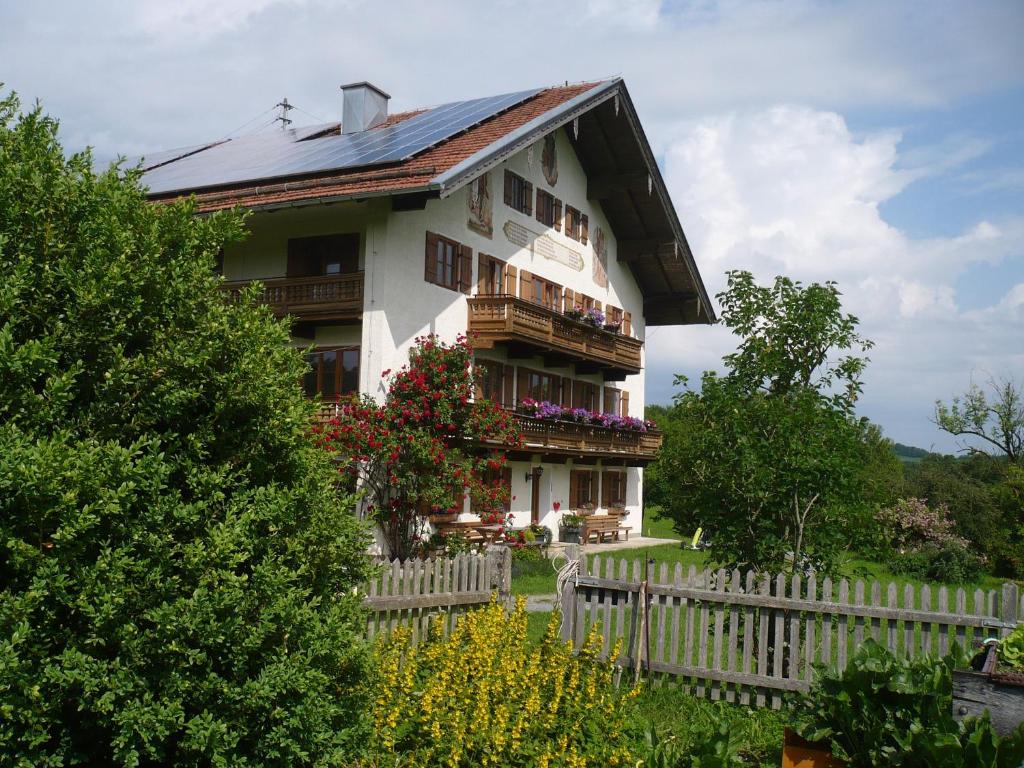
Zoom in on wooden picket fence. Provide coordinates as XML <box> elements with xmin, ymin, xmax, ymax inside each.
<box><xmin>560</xmin><ymin>551</ymin><xmax>1023</xmax><ymax>709</ymax></box>
<box><xmin>363</xmin><ymin>549</ymin><xmax>510</xmax><ymax>644</ymax></box>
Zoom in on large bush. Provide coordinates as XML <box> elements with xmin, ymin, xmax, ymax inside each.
<box><xmin>793</xmin><ymin>641</ymin><xmax>1024</xmax><ymax>766</ymax></box>
<box><xmin>0</xmin><ymin>94</ymin><xmax>370</xmax><ymax>765</ymax></box>
<box><xmin>367</xmin><ymin>601</ymin><xmax>638</xmax><ymax>766</ymax></box>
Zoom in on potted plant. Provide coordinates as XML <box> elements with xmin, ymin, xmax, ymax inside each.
<box><xmin>559</xmin><ymin>512</ymin><xmax>583</xmax><ymax>543</ymax></box>
<box><xmin>529</xmin><ymin>523</ymin><xmax>552</xmax><ymax>547</ymax></box>
<box><xmin>582</xmin><ymin>307</ymin><xmax>605</xmax><ymax>328</ymax></box>
<box><xmin>564</xmin><ymin>305</ymin><xmax>585</xmax><ymax>322</ymax></box>
<box><xmin>602</xmin><ymin>321</ymin><xmax>622</xmax><ymax>334</ymax></box>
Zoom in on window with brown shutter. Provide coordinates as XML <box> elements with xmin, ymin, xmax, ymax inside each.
<box><xmin>580</xmin><ymin>213</ymin><xmax>589</xmax><ymax>245</ymax></box>
<box><xmin>623</xmin><ymin>311</ymin><xmax>632</xmax><ymax>336</ymax></box>
<box><xmin>621</xmin><ymin>390</ymin><xmax>630</xmax><ymax>418</ymax></box>
<box><xmin>477</xmin><ymin>254</ymin><xmax>506</xmax><ymax>296</ymax></box>
<box><xmin>505</xmin><ymin>264</ymin><xmax>518</xmax><ymax>297</ymax></box>
<box><xmin>603</xmin><ymin>386</ymin><xmax>622</xmax><ymax>416</ymax></box>
<box><xmin>536</xmin><ymin>189</ymin><xmax>560</xmax><ymax>227</ymax></box>
<box><xmin>518</xmin><ymin>366</ymin><xmax>561</xmax><ymax>403</ymax></box>
<box><xmin>572</xmin><ymin>380</ymin><xmax>599</xmax><ymax>412</ymax></box>
<box><xmin>564</xmin><ymin>205</ymin><xmax>583</xmax><ymax>241</ymax></box>
<box><xmin>504</xmin><ymin>170</ymin><xmax>532</xmax><ymax>215</ymax></box>
<box><xmin>476</xmin><ymin>360</ymin><xmax>505</xmax><ymax>404</ymax></box>
<box><xmin>302</xmin><ymin>347</ymin><xmax>360</xmax><ymax>402</ymax></box>
<box><xmin>570</xmin><ymin>469</ymin><xmax>599</xmax><ymax>510</ymax></box>
<box><xmin>502</xmin><ymin>365</ymin><xmax>515</xmax><ymax>407</ymax></box>
<box><xmin>424</xmin><ymin>231</ymin><xmax>470</xmax><ymax>292</ymax></box>
<box><xmin>553</xmin><ymin>199</ymin><xmax>562</xmax><ymax>231</ymax></box>
<box><xmin>525</xmin><ymin>274</ymin><xmax>562</xmax><ymax>311</ymax></box>
<box><xmin>602</xmin><ymin>471</ymin><xmax>627</xmax><ymax>509</ymax></box>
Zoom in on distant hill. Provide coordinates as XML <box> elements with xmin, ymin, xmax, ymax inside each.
<box><xmin>893</xmin><ymin>442</ymin><xmax>931</xmax><ymax>463</ymax></box>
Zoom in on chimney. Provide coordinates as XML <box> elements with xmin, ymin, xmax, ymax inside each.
<box><xmin>340</xmin><ymin>82</ymin><xmax>390</xmax><ymax>134</ymax></box>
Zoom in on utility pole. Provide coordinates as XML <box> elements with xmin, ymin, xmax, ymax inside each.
<box><xmin>274</xmin><ymin>98</ymin><xmax>293</xmax><ymax>130</ymax></box>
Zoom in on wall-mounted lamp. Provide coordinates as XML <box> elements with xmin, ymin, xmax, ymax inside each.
<box><xmin>525</xmin><ymin>466</ymin><xmax>544</xmax><ymax>483</ymax></box>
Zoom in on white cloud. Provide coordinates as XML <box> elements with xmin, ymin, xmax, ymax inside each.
<box><xmin>648</xmin><ymin>105</ymin><xmax>1024</xmax><ymax>448</ymax></box>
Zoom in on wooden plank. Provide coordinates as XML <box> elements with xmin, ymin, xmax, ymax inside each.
<box><xmin>409</xmin><ymin>558</ymin><xmax>422</xmax><ymax>644</ymax></box>
<box><xmin>805</xmin><ymin>573</ymin><xmax>817</xmax><ymax>683</ymax></box>
<box><xmin>711</xmin><ymin>568</ymin><xmax>726</xmax><ymax>701</ymax></box>
<box><xmin>956</xmin><ymin>589</ymin><xmax>967</xmax><ymax>651</ymax></box>
<box><xmin>616</xmin><ymin>558</ymin><xmax>628</xmax><ymax>655</ymax></box>
<box><xmin>938</xmin><ymin>587</ymin><xmax>950</xmax><ymax>656</ymax></box>
<box><xmin>656</xmin><ymin>563</ymin><xmax>669</xmax><ymax>671</ymax></box>
<box><xmin>574</xmin><ymin>576</ymin><xmax>994</xmax><ymax>629</ymax></box>
<box><xmin>788</xmin><ymin>575</ymin><xmax>801</xmax><ymax>682</ymax></box>
<box><xmin>575</xmin><ymin>554</ymin><xmax>589</xmax><ymax>648</ymax></box>
<box><xmin>670</xmin><ymin>563</ymin><xmax>683</xmax><ymax>674</ymax></box>
<box><xmin>757</xmin><ymin>572</ymin><xmax>770</xmax><ymax>708</ymax></box>
<box><xmin>921</xmin><ymin>585</ymin><xmax>932</xmax><ymax>656</ymax></box>
<box><xmin>602</xmin><ymin>556</ymin><xmax>614</xmax><ymax>657</ymax></box>
<box><xmin>904</xmin><ymin>584</ymin><xmax>915</xmax><ymax>659</ymax></box>
<box><xmin>853</xmin><ymin>581</ymin><xmax>865</xmax><ymax>647</ymax></box>
<box><xmin>633</xmin><ymin>559</ymin><xmax>643</xmax><ymax>671</ymax></box>
<box><xmin>390</xmin><ymin>559</ymin><xmax>402</xmax><ymax>634</ymax></box>
<box><xmin>837</xmin><ymin>580</ymin><xmax>849</xmax><ymax>672</ymax></box>
<box><xmin>684</xmin><ymin>565</ymin><xmax>697</xmax><ymax>696</ymax></box>
<box><xmin>953</xmin><ymin>670</ymin><xmax>1024</xmax><ymax>737</ymax></box>
<box><xmin>697</xmin><ymin>568</ymin><xmax>711</xmax><ymax>699</ymax></box>
<box><xmin>726</xmin><ymin>570</ymin><xmax>741</xmax><ymax>703</ymax></box>
<box><xmin>772</xmin><ymin>573</ymin><xmax>786</xmax><ymax>709</ymax></box>
<box><xmin>870</xmin><ymin>580</ymin><xmax>881</xmax><ymax>642</ymax></box>
<box><xmin>741</xmin><ymin>570</ymin><xmax>755</xmax><ymax>706</ymax></box>
<box><xmin>364</xmin><ymin>589</ymin><xmax>495</xmax><ymax>612</ymax></box>
<box><xmin>587</xmin><ymin>556</ymin><xmax>601</xmax><ymax>644</ymax></box>
<box><xmin>821</xmin><ymin>578</ymin><xmax>833</xmax><ymax>672</ymax></box>
<box><xmin>886</xmin><ymin>583</ymin><xmax>898</xmax><ymax>655</ymax></box>
<box><xmin>644</xmin><ymin>659</ymin><xmax>811</xmax><ymax>694</ymax></box>
<box><xmin>974</xmin><ymin>589</ymin><xmax>986</xmax><ymax>652</ymax></box>
<box><xmin>367</xmin><ymin>566</ymin><xmax>380</xmax><ymax>639</ymax></box>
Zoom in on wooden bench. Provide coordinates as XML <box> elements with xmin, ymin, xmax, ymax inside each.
<box><xmin>582</xmin><ymin>514</ymin><xmax>631</xmax><ymax>544</ymax></box>
<box><xmin>434</xmin><ymin>521</ymin><xmax>503</xmax><ymax>546</ymax></box>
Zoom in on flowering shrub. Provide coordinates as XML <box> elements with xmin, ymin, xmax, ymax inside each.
<box><xmin>875</xmin><ymin>498</ymin><xmax>969</xmax><ymax>552</ymax></box>
<box><xmin>315</xmin><ymin>335</ymin><xmax>522</xmax><ymax>559</ymax></box>
<box><xmin>368</xmin><ymin>600</ymin><xmax>639</xmax><ymax>766</ymax></box>
<box><xmin>518</xmin><ymin>398</ymin><xmax>656</xmax><ymax>432</ymax></box>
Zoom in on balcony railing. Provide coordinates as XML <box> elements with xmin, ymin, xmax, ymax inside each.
<box><xmin>221</xmin><ymin>272</ymin><xmax>364</xmax><ymax>322</ymax></box>
<box><xmin>483</xmin><ymin>410</ymin><xmax>662</xmax><ymax>466</ymax></box>
<box><xmin>467</xmin><ymin>295</ymin><xmax>642</xmax><ymax>375</ymax></box>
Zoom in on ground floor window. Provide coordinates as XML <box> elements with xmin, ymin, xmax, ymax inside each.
<box><xmin>569</xmin><ymin>469</ymin><xmax>600</xmax><ymax>511</ymax></box>
<box><xmin>602</xmin><ymin>471</ymin><xmax>627</xmax><ymax>509</ymax></box>
<box><xmin>303</xmin><ymin>346</ymin><xmax>359</xmax><ymax>401</ymax></box>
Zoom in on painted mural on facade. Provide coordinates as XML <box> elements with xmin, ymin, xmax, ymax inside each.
<box><xmin>592</xmin><ymin>224</ymin><xmax>608</xmax><ymax>288</ymax></box>
<box><xmin>541</xmin><ymin>134</ymin><xmax>558</xmax><ymax>187</ymax></box>
<box><xmin>467</xmin><ymin>173</ymin><xmax>493</xmax><ymax>237</ymax></box>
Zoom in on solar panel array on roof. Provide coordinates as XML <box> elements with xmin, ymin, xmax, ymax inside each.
<box><xmin>140</xmin><ymin>87</ymin><xmax>542</xmax><ymax>195</ymax></box>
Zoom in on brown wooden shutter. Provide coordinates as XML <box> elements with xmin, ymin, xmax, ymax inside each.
<box><xmin>623</xmin><ymin>311</ymin><xmax>632</xmax><ymax>336</ymax></box>
<box><xmin>563</xmin><ymin>288</ymin><xmax>575</xmax><ymax>313</ymax></box>
<box><xmin>536</xmin><ymin>191</ymin><xmax>544</xmax><ymax>223</ymax></box>
<box><xmin>569</xmin><ymin>471</ymin><xmax>579</xmax><ymax>510</ymax></box>
<box><xmin>621</xmin><ymin>390</ymin><xmax>630</xmax><ymax>418</ymax></box>
<box><xmin>505</xmin><ymin>264</ymin><xmax>517</xmax><ymax>296</ymax></box>
<box><xmin>517</xmin><ymin>367</ymin><xmax>529</xmax><ymax>404</ymax></box>
<box><xmin>550</xmin><ymin>374</ymin><xmax>561</xmax><ymax>404</ymax></box>
<box><xmin>424</xmin><ymin>231</ymin><xmax>439</xmax><ymax>282</ymax></box>
<box><xmin>591</xmin><ymin>471</ymin><xmax>600</xmax><ymax>506</ymax></box>
<box><xmin>503</xmin><ymin>170</ymin><xmax>513</xmax><ymax>205</ymax></box>
<box><xmin>502</xmin><ymin>364</ymin><xmax>515</xmax><ymax>407</ymax></box>
<box><xmin>520</xmin><ymin>270</ymin><xmax>532</xmax><ymax>303</ymax></box>
<box><xmin>594</xmin><ymin>299</ymin><xmax>602</xmax><ymax>312</ymax></box>
<box><xmin>601</xmin><ymin>471</ymin><xmax>611</xmax><ymax>508</ymax></box>
<box><xmin>458</xmin><ymin>244</ymin><xmax>473</xmax><ymax>293</ymax></box>
<box><xmin>524</xmin><ymin>181</ymin><xmax>533</xmax><ymax>216</ymax></box>
<box><xmin>477</xmin><ymin>253</ymin><xmax>487</xmax><ymax>295</ymax></box>
<box><xmin>580</xmin><ymin>214</ymin><xmax>589</xmax><ymax>245</ymax></box>
<box><xmin>560</xmin><ymin>376</ymin><xmax>572</xmax><ymax>408</ymax></box>
<box><xmin>553</xmin><ymin>199</ymin><xmax>562</xmax><ymax>231</ymax></box>
<box><xmin>603</xmin><ymin>386</ymin><xmax>613</xmax><ymax>414</ymax></box>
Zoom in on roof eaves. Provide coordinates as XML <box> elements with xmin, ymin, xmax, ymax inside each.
<box><xmin>431</xmin><ymin>79</ymin><xmax>621</xmax><ymax>198</ymax></box>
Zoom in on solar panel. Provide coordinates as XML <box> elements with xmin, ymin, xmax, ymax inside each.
<box><xmin>141</xmin><ymin>88</ymin><xmax>541</xmax><ymax>195</ymax></box>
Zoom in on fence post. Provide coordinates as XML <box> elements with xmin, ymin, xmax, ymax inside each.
<box><xmin>560</xmin><ymin>544</ymin><xmax>581</xmax><ymax>644</ymax></box>
<box><xmin>1001</xmin><ymin>582</ymin><xmax>1020</xmax><ymax>637</ymax></box>
<box><xmin>487</xmin><ymin>545</ymin><xmax>513</xmax><ymax>608</ymax></box>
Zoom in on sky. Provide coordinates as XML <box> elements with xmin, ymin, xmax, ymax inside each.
<box><xmin>2</xmin><ymin>0</ymin><xmax>1022</xmax><ymax>453</ymax></box>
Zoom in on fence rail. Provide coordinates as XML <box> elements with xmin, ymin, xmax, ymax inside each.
<box><xmin>362</xmin><ymin>549</ymin><xmax>510</xmax><ymax>643</ymax></box>
<box><xmin>559</xmin><ymin>549</ymin><xmax>1022</xmax><ymax>709</ymax></box>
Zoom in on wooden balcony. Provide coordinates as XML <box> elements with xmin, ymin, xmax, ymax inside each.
<box><xmin>221</xmin><ymin>272</ymin><xmax>364</xmax><ymax>323</ymax></box>
<box><xmin>483</xmin><ymin>411</ymin><xmax>662</xmax><ymax>467</ymax></box>
<box><xmin>467</xmin><ymin>295</ymin><xmax>642</xmax><ymax>377</ymax></box>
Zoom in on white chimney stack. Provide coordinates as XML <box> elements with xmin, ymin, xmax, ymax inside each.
<box><xmin>340</xmin><ymin>82</ymin><xmax>390</xmax><ymax>134</ymax></box>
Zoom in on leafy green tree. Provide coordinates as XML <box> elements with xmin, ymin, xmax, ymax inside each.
<box><xmin>935</xmin><ymin>376</ymin><xmax>1023</xmax><ymax>463</ymax></box>
<box><xmin>656</xmin><ymin>271</ymin><xmax>875</xmax><ymax>573</ymax></box>
<box><xmin>0</xmin><ymin>93</ymin><xmax>370</xmax><ymax>765</ymax></box>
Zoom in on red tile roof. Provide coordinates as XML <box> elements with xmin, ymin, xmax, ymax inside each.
<box><xmin>153</xmin><ymin>83</ymin><xmax>601</xmax><ymax>213</ymax></box>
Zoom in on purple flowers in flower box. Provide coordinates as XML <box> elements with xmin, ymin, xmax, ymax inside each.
<box><xmin>517</xmin><ymin>399</ymin><xmax>656</xmax><ymax>432</ymax></box>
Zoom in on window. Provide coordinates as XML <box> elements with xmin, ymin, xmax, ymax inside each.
<box><xmin>603</xmin><ymin>387</ymin><xmax>622</xmax><ymax>416</ymax></box>
<box><xmin>565</xmin><ymin>205</ymin><xmax>583</xmax><ymax>241</ymax></box>
<box><xmin>606</xmin><ymin>305</ymin><xmax>623</xmax><ymax>326</ymax></box>
<box><xmin>477</xmin><ymin>253</ymin><xmax>506</xmax><ymax>296</ymax></box>
<box><xmin>503</xmin><ymin>170</ymin><xmax>533</xmax><ymax>215</ymax></box>
<box><xmin>424</xmin><ymin>232</ymin><xmax>472</xmax><ymax>293</ymax></box>
<box><xmin>570</xmin><ymin>469</ymin><xmax>600</xmax><ymax>510</ymax></box>
<box><xmin>518</xmin><ymin>367</ymin><xmax>561</xmax><ymax>404</ymax></box>
<box><xmin>572</xmin><ymin>380</ymin><xmax>599</xmax><ymax>412</ymax></box>
<box><xmin>476</xmin><ymin>360</ymin><xmax>513</xmax><ymax>407</ymax></box>
<box><xmin>481</xmin><ymin>464</ymin><xmax>513</xmax><ymax>513</ymax></box>
<box><xmin>287</xmin><ymin>233</ymin><xmax>360</xmax><ymax>277</ymax></box>
<box><xmin>602</xmin><ymin>471</ymin><xmax>627</xmax><ymax>509</ymax></box>
<box><xmin>303</xmin><ymin>347</ymin><xmax>360</xmax><ymax>401</ymax></box>
<box><xmin>519</xmin><ymin>270</ymin><xmax>562</xmax><ymax>311</ymax></box>
<box><xmin>535</xmin><ymin>189</ymin><xmax>562</xmax><ymax>229</ymax></box>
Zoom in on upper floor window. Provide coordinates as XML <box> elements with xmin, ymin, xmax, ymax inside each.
<box><xmin>303</xmin><ymin>347</ymin><xmax>360</xmax><ymax>402</ymax></box>
<box><xmin>564</xmin><ymin>206</ymin><xmax>588</xmax><ymax>244</ymax></box>
<box><xmin>572</xmin><ymin>380</ymin><xmax>600</xmax><ymax>412</ymax></box>
<box><xmin>287</xmin><ymin>233</ymin><xmax>360</xmax><ymax>277</ymax></box>
<box><xmin>535</xmin><ymin>189</ymin><xmax>562</xmax><ymax>230</ymax></box>
<box><xmin>504</xmin><ymin>170</ymin><xmax>533</xmax><ymax>216</ymax></box>
<box><xmin>476</xmin><ymin>360</ymin><xmax>513</xmax><ymax>407</ymax></box>
<box><xmin>604</xmin><ymin>386</ymin><xmax>623</xmax><ymax>417</ymax></box>
<box><xmin>518</xmin><ymin>367</ymin><xmax>561</xmax><ymax>404</ymax></box>
<box><xmin>424</xmin><ymin>231</ymin><xmax>472</xmax><ymax>293</ymax></box>
<box><xmin>477</xmin><ymin>253</ymin><xmax>506</xmax><ymax>296</ymax></box>
<box><xmin>520</xmin><ymin>270</ymin><xmax>562</xmax><ymax>311</ymax></box>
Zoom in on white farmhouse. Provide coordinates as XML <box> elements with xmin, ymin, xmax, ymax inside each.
<box><xmin>140</xmin><ymin>79</ymin><xmax>714</xmax><ymax>546</ymax></box>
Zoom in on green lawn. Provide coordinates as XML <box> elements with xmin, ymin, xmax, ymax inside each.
<box><xmin>641</xmin><ymin>504</ymin><xmax>685</xmax><ymax>540</ymax></box>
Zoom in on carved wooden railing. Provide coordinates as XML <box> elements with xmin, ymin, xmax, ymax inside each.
<box><xmin>483</xmin><ymin>411</ymin><xmax>661</xmax><ymax>462</ymax></box>
<box><xmin>467</xmin><ymin>295</ymin><xmax>642</xmax><ymax>373</ymax></box>
<box><xmin>221</xmin><ymin>272</ymin><xmax>364</xmax><ymax>319</ymax></box>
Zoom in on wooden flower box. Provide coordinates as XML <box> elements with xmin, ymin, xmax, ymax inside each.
<box><xmin>953</xmin><ymin>643</ymin><xmax>1024</xmax><ymax>736</ymax></box>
